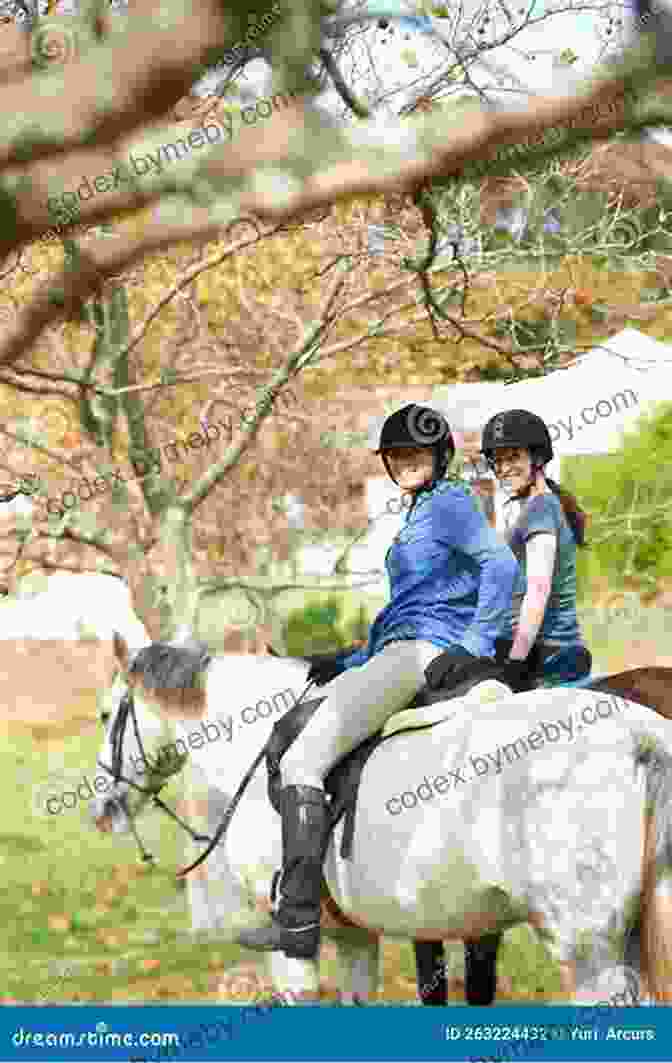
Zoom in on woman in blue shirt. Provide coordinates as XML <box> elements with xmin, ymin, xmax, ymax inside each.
<box><xmin>481</xmin><ymin>409</ymin><xmax>592</xmax><ymax>689</ymax></box>
<box><xmin>237</xmin><ymin>403</ymin><xmax>519</xmax><ymax>962</ymax></box>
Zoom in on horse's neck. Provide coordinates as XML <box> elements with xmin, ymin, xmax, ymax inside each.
<box><xmin>142</xmin><ymin>652</ymin><xmax>310</xmax><ymax>739</ymax></box>
<box><xmin>160</xmin><ymin>653</ymin><xmax>311</xmax><ymax>795</ymax></box>
<box><xmin>137</xmin><ymin>697</ymin><xmax>178</xmax><ymax>744</ymax></box>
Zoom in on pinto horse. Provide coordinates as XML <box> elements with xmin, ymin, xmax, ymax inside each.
<box><xmin>90</xmin><ymin>633</ymin><xmax>672</xmax><ymax>1005</ymax></box>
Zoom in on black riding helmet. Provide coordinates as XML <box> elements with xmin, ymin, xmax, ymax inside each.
<box><xmin>375</xmin><ymin>403</ymin><xmax>455</xmax><ymax>486</ymax></box>
<box><xmin>481</xmin><ymin>409</ymin><xmax>553</xmax><ymax>473</ymax></box>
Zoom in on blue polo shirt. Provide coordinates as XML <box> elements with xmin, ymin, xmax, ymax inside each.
<box><xmin>338</xmin><ymin>478</ymin><xmax>519</xmax><ymax>672</ymax></box>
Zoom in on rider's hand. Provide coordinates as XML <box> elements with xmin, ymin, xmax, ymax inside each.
<box><xmin>500</xmin><ymin>658</ymin><xmax>533</xmax><ymax>693</ymax></box>
<box><xmin>305</xmin><ymin>644</ymin><xmax>359</xmax><ymax>687</ymax></box>
<box><xmin>424</xmin><ymin>645</ymin><xmax>478</xmax><ymax>690</ymax></box>
<box><xmin>307</xmin><ymin>657</ymin><xmax>343</xmax><ymax>687</ymax></box>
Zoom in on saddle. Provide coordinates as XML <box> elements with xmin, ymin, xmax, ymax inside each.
<box><xmin>494</xmin><ymin>638</ymin><xmax>593</xmax><ymax>686</ymax></box>
<box><xmin>265</xmin><ymin>658</ymin><xmax>509</xmax><ymax>860</ymax></box>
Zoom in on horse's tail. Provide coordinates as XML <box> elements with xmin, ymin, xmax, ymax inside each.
<box><xmin>638</xmin><ymin>739</ymin><xmax>672</xmax><ymax>1002</ymax></box>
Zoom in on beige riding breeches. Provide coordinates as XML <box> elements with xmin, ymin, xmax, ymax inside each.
<box><xmin>280</xmin><ymin>639</ymin><xmax>444</xmax><ymax>790</ymax></box>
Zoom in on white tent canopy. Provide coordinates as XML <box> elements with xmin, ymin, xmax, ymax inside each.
<box><xmin>357</xmin><ymin>330</ymin><xmax>671</xmax><ymax>541</ymax></box>
<box><xmin>299</xmin><ymin>333</ymin><xmax>671</xmax><ymax>580</ymax></box>
<box><xmin>432</xmin><ymin>328</ymin><xmax>672</xmax><ymax>459</ymax></box>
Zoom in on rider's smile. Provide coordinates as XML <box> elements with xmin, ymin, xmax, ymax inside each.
<box><xmin>492</xmin><ymin>447</ymin><xmax>532</xmax><ymax>496</ymax></box>
<box><xmin>386</xmin><ymin>447</ymin><xmax>435</xmax><ymax>491</ymax></box>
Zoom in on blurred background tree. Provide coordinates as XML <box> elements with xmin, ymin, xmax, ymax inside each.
<box><xmin>561</xmin><ymin>401</ymin><xmax>672</xmax><ymax>603</ymax></box>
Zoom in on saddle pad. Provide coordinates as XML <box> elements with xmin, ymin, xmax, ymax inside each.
<box><xmin>381</xmin><ymin>678</ymin><xmax>513</xmax><ymax>739</ymax></box>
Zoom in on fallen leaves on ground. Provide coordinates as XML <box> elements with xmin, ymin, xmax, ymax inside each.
<box><xmin>47</xmin><ymin>914</ymin><xmax>71</xmax><ymax>932</ymax></box>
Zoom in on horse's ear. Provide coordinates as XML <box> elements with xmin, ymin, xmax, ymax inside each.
<box><xmin>112</xmin><ymin>630</ymin><xmax>129</xmax><ymax>670</ymax></box>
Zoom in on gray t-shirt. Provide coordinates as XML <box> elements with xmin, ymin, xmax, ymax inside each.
<box><xmin>504</xmin><ymin>491</ymin><xmax>583</xmax><ymax>646</ymax></box>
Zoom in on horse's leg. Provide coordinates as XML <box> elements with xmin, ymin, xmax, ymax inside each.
<box><xmin>527</xmin><ymin>910</ymin><xmax>577</xmax><ymax>1003</ymax></box>
<box><xmin>183</xmin><ymin>783</ymin><xmax>248</xmax><ymax>933</ymax></box>
<box><xmin>267</xmin><ymin>936</ymin><xmax>379</xmax><ymax>1005</ymax></box>
<box><xmin>641</xmin><ymin>808</ymin><xmax>672</xmax><ymax>1002</ymax></box>
<box><xmin>557</xmin><ymin>961</ymin><xmax>577</xmax><ymax>1000</ymax></box>
<box><xmin>267</xmin><ymin>952</ymin><xmax>321</xmax><ymax>1003</ymax></box>
<box><xmin>334</xmin><ymin>931</ymin><xmax>380</xmax><ymax>1005</ymax></box>
<box><xmin>180</xmin><ymin>792</ymin><xmax>220</xmax><ymax>932</ymax></box>
<box><xmin>414</xmin><ymin>941</ymin><xmax>447</xmax><ymax>1005</ymax></box>
<box><xmin>464</xmin><ymin>933</ymin><xmax>502</xmax><ymax>1005</ymax></box>
<box><xmin>186</xmin><ymin>863</ymin><xmax>220</xmax><ymax>931</ymax></box>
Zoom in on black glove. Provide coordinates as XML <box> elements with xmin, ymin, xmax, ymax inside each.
<box><xmin>306</xmin><ymin>645</ymin><xmax>360</xmax><ymax>687</ymax></box>
<box><xmin>424</xmin><ymin>645</ymin><xmax>479</xmax><ymax>690</ymax></box>
<box><xmin>307</xmin><ymin>658</ymin><xmax>342</xmax><ymax>687</ymax></box>
<box><xmin>500</xmin><ymin>657</ymin><xmax>533</xmax><ymax>693</ymax></box>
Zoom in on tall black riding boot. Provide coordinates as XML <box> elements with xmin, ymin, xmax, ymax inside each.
<box><xmin>236</xmin><ymin>784</ymin><xmax>331</xmax><ymax>960</ymax></box>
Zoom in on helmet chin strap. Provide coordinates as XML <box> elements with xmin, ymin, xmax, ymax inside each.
<box><xmin>505</xmin><ymin>460</ymin><xmax>544</xmax><ymax>502</ymax></box>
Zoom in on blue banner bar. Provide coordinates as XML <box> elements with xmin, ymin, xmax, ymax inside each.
<box><xmin>1</xmin><ymin>1005</ymin><xmax>671</xmax><ymax>1062</ymax></box>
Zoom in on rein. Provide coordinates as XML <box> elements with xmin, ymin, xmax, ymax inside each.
<box><xmin>177</xmin><ymin>674</ymin><xmax>317</xmax><ymax>878</ymax></box>
<box><xmin>97</xmin><ymin>689</ymin><xmax>212</xmax><ymax>865</ymax></box>
<box><xmin>99</xmin><ymin>673</ymin><xmax>317</xmax><ymax>875</ymax></box>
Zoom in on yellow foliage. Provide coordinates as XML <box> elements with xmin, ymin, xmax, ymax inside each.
<box><xmin>239</xmin><ymin>462</ymin><xmax>256</xmax><ymax>481</ymax></box>
<box><xmin>195</xmin><ymin>274</ymin><xmax>213</xmax><ymax>304</ymax></box>
<box><xmin>6</xmin><ymin>190</ymin><xmax>672</xmax><ymax>495</ymax></box>
<box><xmin>368</xmin><ymin>271</ymin><xmax>390</xmax><ymax>291</ymax></box>
<box><xmin>332</xmin><ymin>203</ymin><xmax>354</xmax><ymax>225</ymax></box>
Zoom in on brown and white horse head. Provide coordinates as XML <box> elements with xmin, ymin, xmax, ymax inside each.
<box><xmin>91</xmin><ymin>634</ymin><xmax>192</xmax><ymax>833</ymax></box>
<box><xmin>112</xmin><ymin>630</ymin><xmax>211</xmax><ymax>721</ymax></box>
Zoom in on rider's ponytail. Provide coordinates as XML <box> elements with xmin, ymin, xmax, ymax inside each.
<box><xmin>545</xmin><ymin>478</ymin><xmax>588</xmax><ymax>547</ymax></box>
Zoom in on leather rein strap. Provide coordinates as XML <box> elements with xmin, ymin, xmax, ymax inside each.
<box><xmin>98</xmin><ymin>677</ymin><xmax>317</xmax><ymax>876</ymax></box>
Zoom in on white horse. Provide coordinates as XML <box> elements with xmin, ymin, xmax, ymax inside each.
<box><xmin>90</xmin><ymin>632</ymin><xmax>672</xmax><ymax>1005</ymax></box>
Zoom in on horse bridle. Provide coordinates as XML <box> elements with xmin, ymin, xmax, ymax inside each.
<box><xmin>96</xmin><ymin>680</ymin><xmax>213</xmax><ymax>865</ymax></box>
<box><xmin>97</xmin><ymin>666</ymin><xmax>317</xmax><ymax>876</ymax></box>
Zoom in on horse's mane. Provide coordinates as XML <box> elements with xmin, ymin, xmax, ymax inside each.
<box><xmin>129</xmin><ymin>639</ymin><xmax>211</xmax><ymax>693</ymax></box>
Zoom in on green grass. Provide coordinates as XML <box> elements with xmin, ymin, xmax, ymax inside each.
<box><xmin>0</xmin><ymin>707</ymin><xmax>564</xmax><ymax>1005</ymax></box>
<box><xmin>1</xmin><ymin>722</ymin><xmax>242</xmax><ymax>1004</ymax></box>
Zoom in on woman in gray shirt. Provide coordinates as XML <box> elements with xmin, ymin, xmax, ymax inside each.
<box><xmin>481</xmin><ymin>408</ymin><xmax>592</xmax><ymax>689</ymax></box>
